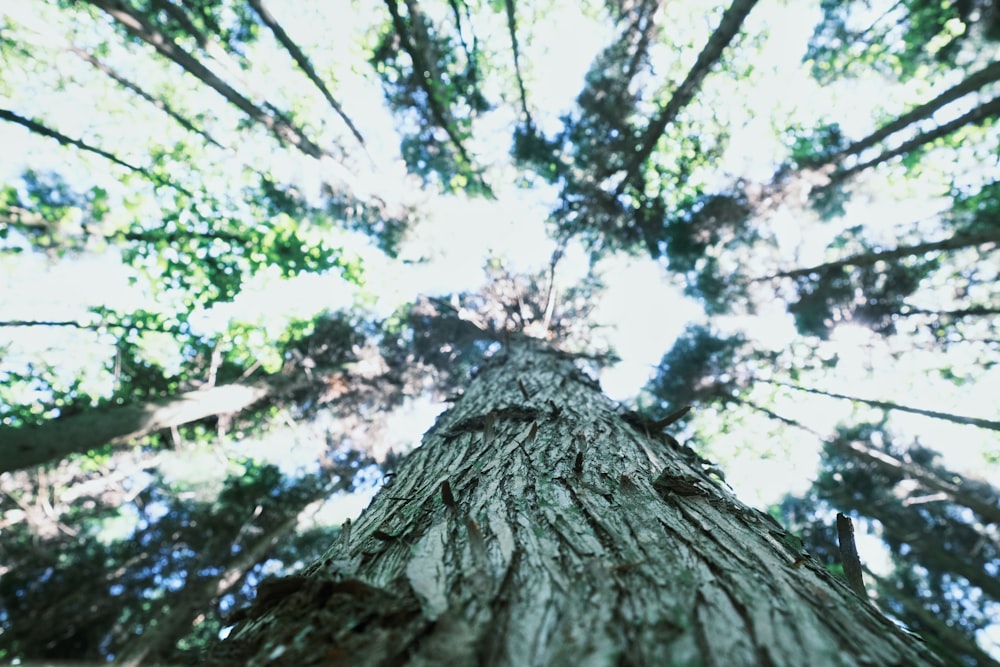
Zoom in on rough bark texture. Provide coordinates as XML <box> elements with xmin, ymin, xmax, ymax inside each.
<box><xmin>212</xmin><ymin>342</ymin><xmax>943</xmax><ymax>666</ymax></box>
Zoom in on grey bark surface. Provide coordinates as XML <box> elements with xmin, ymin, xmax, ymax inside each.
<box><xmin>213</xmin><ymin>342</ymin><xmax>944</xmax><ymax>666</ymax></box>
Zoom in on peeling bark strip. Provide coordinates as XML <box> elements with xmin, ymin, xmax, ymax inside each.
<box><xmin>213</xmin><ymin>341</ymin><xmax>943</xmax><ymax>666</ymax></box>
<box><xmin>836</xmin><ymin>513</ymin><xmax>867</xmax><ymax>599</ymax></box>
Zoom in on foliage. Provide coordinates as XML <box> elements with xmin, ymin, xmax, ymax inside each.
<box><xmin>788</xmin><ymin>258</ymin><xmax>939</xmax><ymax>338</ymax></box>
<box><xmin>644</xmin><ymin>324</ymin><xmax>748</xmax><ymax>409</ymax></box>
<box><xmin>371</xmin><ymin>0</ymin><xmax>492</xmax><ymax>194</ymax></box>
<box><xmin>806</xmin><ymin>0</ymin><xmax>1000</xmax><ymax>81</ymax></box>
<box><xmin>783</xmin><ymin>122</ymin><xmax>847</xmax><ymax>168</ymax></box>
<box><xmin>0</xmin><ymin>455</ymin><xmax>364</xmax><ymax>663</ymax></box>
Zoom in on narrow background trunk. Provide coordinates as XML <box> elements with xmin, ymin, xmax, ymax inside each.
<box><xmin>1</xmin><ymin>381</ymin><xmax>272</xmax><ymax>473</ymax></box>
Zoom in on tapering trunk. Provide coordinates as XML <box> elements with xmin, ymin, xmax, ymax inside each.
<box><xmin>0</xmin><ymin>108</ymin><xmax>189</xmax><ymax>194</ymax></box>
<box><xmin>503</xmin><ymin>0</ymin><xmax>532</xmax><ymax>124</ymax></box>
<box><xmin>383</xmin><ymin>0</ymin><xmax>475</xmax><ymax>167</ymax></box>
<box><xmin>68</xmin><ymin>45</ymin><xmax>223</xmax><ymax>148</ymax></box>
<box><xmin>831</xmin><ymin>437</ymin><xmax>1000</xmax><ymax>527</ymax></box>
<box><xmin>83</xmin><ymin>0</ymin><xmax>328</xmax><ymax>160</ymax></box>
<box><xmin>246</xmin><ymin>0</ymin><xmax>366</xmax><ymax>147</ymax></box>
<box><xmin>832</xmin><ymin>95</ymin><xmax>1000</xmax><ymax>182</ymax></box>
<box><xmin>210</xmin><ymin>341</ymin><xmax>942</xmax><ymax>666</ymax></box>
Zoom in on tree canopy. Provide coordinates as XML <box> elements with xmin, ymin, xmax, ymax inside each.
<box><xmin>1</xmin><ymin>0</ymin><xmax>998</xmax><ymax>663</ymax></box>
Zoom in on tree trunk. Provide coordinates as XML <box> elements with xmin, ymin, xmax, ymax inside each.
<box><xmin>0</xmin><ymin>107</ymin><xmax>189</xmax><ymax>194</ymax></box>
<box><xmin>210</xmin><ymin>341</ymin><xmax>943</xmax><ymax>666</ymax></box>
<box><xmin>614</xmin><ymin>0</ymin><xmax>759</xmax><ymax>197</ymax></box>
<box><xmin>83</xmin><ymin>0</ymin><xmax>328</xmax><ymax>160</ymax></box>
<box><xmin>67</xmin><ymin>45</ymin><xmax>224</xmax><ymax>148</ymax></box>
<box><xmin>831</xmin><ymin>60</ymin><xmax>1000</xmax><ymax>162</ymax></box>
<box><xmin>383</xmin><ymin>0</ymin><xmax>475</xmax><ymax>169</ymax></box>
<box><xmin>752</xmin><ymin>229</ymin><xmax>1000</xmax><ymax>282</ymax></box>
<box><xmin>0</xmin><ymin>381</ymin><xmax>273</xmax><ymax>474</ymax></box>
<box><xmin>503</xmin><ymin>0</ymin><xmax>533</xmax><ymax>126</ymax></box>
<box><xmin>831</xmin><ymin>437</ymin><xmax>1000</xmax><ymax>527</ymax></box>
<box><xmin>246</xmin><ymin>0</ymin><xmax>366</xmax><ymax>148</ymax></box>
<box><xmin>898</xmin><ymin>305</ymin><xmax>1000</xmax><ymax>320</ymax></box>
<box><xmin>831</xmin><ymin>94</ymin><xmax>1000</xmax><ymax>183</ymax></box>
<box><xmin>762</xmin><ymin>380</ymin><xmax>1000</xmax><ymax>431</ymax></box>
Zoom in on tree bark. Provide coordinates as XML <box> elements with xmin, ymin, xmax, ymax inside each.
<box><xmin>614</xmin><ymin>0</ymin><xmax>758</xmax><ymax>197</ymax></box>
<box><xmin>210</xmin><ymin>341</ymin><xmax>943</xmax><ymax>666</ymax></box>
<box><xmin>0</xmin><ymin>381</ymin><xmax>273</xmax><ymax>474</ymax></box>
